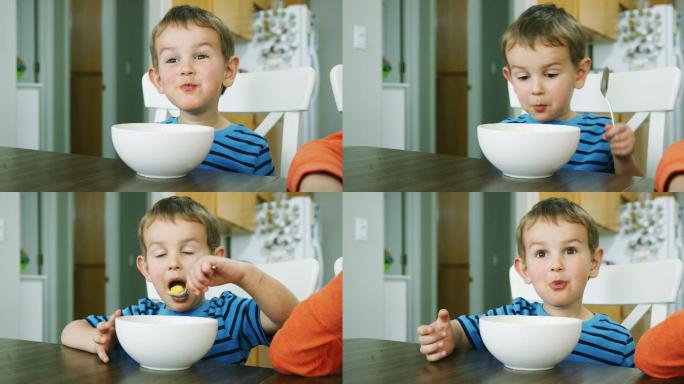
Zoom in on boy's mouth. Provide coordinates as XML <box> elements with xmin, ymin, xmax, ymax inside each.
<box><xmin>167</xmin><ymin>279</ymin><xmax>189</xmax><ymax>301</ymax></box>
<box><xmin>533</xmin><ymin>104</ymin><xmax>547</xmax><ymax>113</ymax></box>
<box><xmin>550</xmin><ymin>280</ymin><xmax>567</xmax><ymax>290</ymax></box>
<box><xmin>180</xmin><ymin>83</ymin><xmax>197</xmax><ymax>92</ymax></box>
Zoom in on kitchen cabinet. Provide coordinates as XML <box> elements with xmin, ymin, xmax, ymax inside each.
<box><xmin>172</xmin><ymin>0</ymin><xmax>308</xmax><ymax>40</ymax></box>
<box><xmin>176</xmin><ymin>192</ymin><xmax>262</xmax><ymax>234</ymax></box>
<box><xmin>543</xmin><ymin>0</ymin><xmax>619</xmax><ymax>41</ymax></box>
<box><xmin>172</xmin><ymin>0</ymin><xmax>269</xmax><ymax>40</ymax></box>
<box><xmin>539</xmin><ymin>192</ymin><xmax>622</xmax><ymax>232</ymax></box>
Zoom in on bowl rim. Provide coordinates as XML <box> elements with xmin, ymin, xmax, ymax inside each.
<box><xmin>477</xmin><ymin>123</ymin><xmax>580</xmax><ymax>133</ymax></box>
<box><xmin>480</xmin><ymin>315</ymin><xmax>582</xmax><ymax>326</ymax></box>
<box><xmin>112</xmin><ymin>123</ymin><xmax>214</xmax><ymax>133</ymax></box>
<box><xmin>115</xmin><ymin>315</ymin><xmax>218</xmax><ymax>326</ymax></box>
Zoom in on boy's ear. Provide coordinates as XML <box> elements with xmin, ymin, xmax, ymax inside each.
<box><xmin>136</xmin><ymin>255</ymin><xmax>152</xmax><ymax>281</ymax></box>
<box><xmin>148</xmin><ymin>67</ymin><xmax>164</xmax><ymax>94</ymax></box>
<box><xmin>588</xmin><ymin>247</ymin><xmax>604</xmax><ymax>279</ymax></box>
<box><xmin>214</xmin><ymin>247</ymin><xmax>226</xmax><ymax>258</ymax></box>
<box><xmin>513</xmin><ymin>255</ymin><xmax>532</xmax><ymax>284</ymax></box>
<box><xmin>222</xmin><ymin>56</ymin><xmax>240</xmax><ymax>88</ymax></box>
<box><xmin>574</xmin><ymin>57</ymin><xmax>592</xmax><ymax>90</ymax></box>
<box><xmin>502</xmin><ymin>65</ymin><xmax>512</xmax><ymax>82</ymax></box>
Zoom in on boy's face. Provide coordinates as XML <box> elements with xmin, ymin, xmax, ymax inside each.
<box><xmin>136</xmin><ymin>217</ymin><xmax>224</xmax><ymax>312</ymax></box>
<box><xmin>502</xmin><ymin>42</ymin><xmax>591</xmax><ymax>122</ymax></box>
<box><xmin>148</xmin><ymin>23</ymin><xmax>238</xmax><ymax>116</ymax></box>
<box><xmin>514</xmin><ymin>218</ymin><xmax>602</xmax><ymax>310</ymax></box>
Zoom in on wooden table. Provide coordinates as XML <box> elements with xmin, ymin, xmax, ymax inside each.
<box><xmin>0</xmin><ymin>147</ymin><xmax>285</xmax><ymax>191</ymax></box>
<box><xmin>0</xmin><ymin>338</ymin><xmax>340</xmax><ymax>383</ymax></box>
<box><xmin>344</xmin><ymin>147</ymin><xmax>654</xmax><ymax>192</ymax></box>
<box><xmin>344</xmin><ymin>338</ymin><xmax>678</xmax><ymax>383</ymax></box>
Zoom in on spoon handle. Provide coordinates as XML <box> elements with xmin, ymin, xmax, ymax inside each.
<box><xmin>606</xmin><ymin>99</ymin><xmax>615</xmax><ymax>128</ymax></box>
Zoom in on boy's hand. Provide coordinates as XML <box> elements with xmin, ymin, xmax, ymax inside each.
<box><xmin>604</xmin><ymin>123</ymin><xmax>636</xmax><ymax>158</ymax></box>
<box><xmin>94</xmin><ymin>309</ymin><xmax>121</xmax><ymax>363</ymax></box>
<box><xmin>417</xmin><ymin>309</ymin><xmax>455</xmax><ymax>362</ymax></box>
<box><xmin>186</xmin><ymin>256</ymin><xmax>246</xmax><ymax>296</ymax></box>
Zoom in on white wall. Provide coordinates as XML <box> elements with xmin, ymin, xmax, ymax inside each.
<box><xmin>0</xmin><ymin>0</ymin><xmax>17</xmax><ymax>147</ymax></box>
<box><xmin>343</xmin><ymin>0</ymin><xmax>383</xmax><ymax>146</ymax></box>
<box><xmin>310</xmin><ymin>0</ymin><xmax>343</xmax><ymax>138</ymax></box>
<box><xmin>343</xmin><ymin>193</ymin><xmax>384</xmax><ymax>339</ymax></box>
<box><xmin>0</xmin><ymin>193</ymin><xmax>21</xmax><ymax>339</ymax></box>
<box><xmin>312</xmin><ymin>192</ymin><xmax>343</xmax><ymax>283</ymax></box>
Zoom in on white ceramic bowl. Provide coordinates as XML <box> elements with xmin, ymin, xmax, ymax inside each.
<box><xmin>115</xmin><ymin>315</ymin><xmax>218</xmax><ymax>371</ymax></box>
<box><xmin>112</xmin><ymin>123</ymin><xmax>214</xmax><ymax>178</ymax></box>
<box><xmin>477</xmin><ymin>123</ymin><xmax>580</xmax><ymax>178</ymax></box>
<box><xmin>480</xmin><ymin>315</ymin><xmax>581</xmax><ymax>371</ymax></box>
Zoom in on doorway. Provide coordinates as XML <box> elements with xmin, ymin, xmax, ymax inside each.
<box><xmin>70</xmin><ymin>0</ymin><xmax>102</xmax><ymax>156</ymax></box>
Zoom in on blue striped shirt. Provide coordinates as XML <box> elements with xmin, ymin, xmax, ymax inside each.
<box><xmin>502</xmin><ymin>113</ymin><xmax>615</xmax><ymax>173</ymax></box>
<box><xmin>456</xmin><ymin>297</ymin><xmax>635</xmax><ymax>367</ymax></box>
<box><xmin>162</xmin><ymin>117</ymin><xmax>275</xmax><ymax>176</ymax></box>
<box><xmin>85</xmin><ymin>291</ymin><xmax>270</xmax><ymax>364</ymax></box>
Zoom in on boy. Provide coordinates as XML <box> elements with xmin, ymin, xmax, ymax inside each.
<box><xmin>501</xmin><ymin>4</ymin><xmax>642</xmax><ymax>177</ymax></box>
<box><xmin>417</xmin><ymin>197</ymin><xmax>635</xmax><ymax>367</ymax></box>
<box><xmin>61</xmin><ymin>196</ymin><xmax>298</xmax><ymax>364</ymax></box>
<box><xmin>148</xmin><ymin>5</ymin><xmax>275</xmax><ymax>176</ymax></box>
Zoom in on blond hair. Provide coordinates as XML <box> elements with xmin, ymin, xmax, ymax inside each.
<box><xmin>138</xmin><ymin>196</ymin><xmax>221</xmax><ymax>257</ymax></box>
<box><xmin>149</xmin><ymin>5</ymin><xmax>235</xmax><ymax>93</ymax></box>
<box><xmin>516</xmin><ymin>197</ymin><xmax>599</xmax><ymax>259</ymax></box>
<box><xmin>502</xmin><ymin>3</ymin><xmax>587</xmax><ymax>68</ymax></box>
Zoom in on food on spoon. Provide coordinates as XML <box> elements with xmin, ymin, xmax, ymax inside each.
<box><xmin>168</xmin><ymin>284</ymin><xmax>187</xmax><ymax>297</ymax></box>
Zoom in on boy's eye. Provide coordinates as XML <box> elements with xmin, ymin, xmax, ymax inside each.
<box><xmin>195</xmin><ymin>54</ymin><xmax>209</xmax><ymax>60</ymax></box>
<box><xmin>165</xmin><ymin>58</ymin><xmax>177</xmax><ymax>64</ymax></box>
<box><xmin>516</xmin><ymin>75</ymin><xmax>529</xmax><ymax>81</ymax></box>
<box><xmin>533</xmin><ymin>250</ymin><xmax>546</xmax><ymax>258</ymax></box>
<box><xmin>153</xmin><ymin>253</ymin><xmax>166</xmax><ymax>258</ymax></box>
<box><xmin>545</xmin><ymin>73</ymin><xmax>558</xmax><ymax>78</ymax></box>
<box><xmin>565</xmin><ymin>247</ymin><xmax>577</xmax><ymax>255</ymax></box>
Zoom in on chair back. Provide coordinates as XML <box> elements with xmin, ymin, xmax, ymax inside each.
<box><xmin>509</xmin><ymin>259</ymin><xmax>683</xmax><ymax>329</ymax></box>
<box><xmin>507</xmin><ymin>67</ymin><xmax>682</xmax><ymax>177</ymax></box>
<box><xmin>147</xmin><ymin>258</ymin><xmax>320</xmax><ymax>302</ymax></box>
<box><xmin>330</xmin><ymin>64</ymin><xmax>343</xmax><ymax>112</ymax></box>
<box><xmin>142</xmin><ymin>67</ymin><xmax>316</xmax><ymax>177</ymax></box>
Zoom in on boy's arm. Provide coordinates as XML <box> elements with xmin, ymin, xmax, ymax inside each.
<box><xmin>614</xmin><ymin>155</ymin><xmax>644</xmax><ymax>177</ymax></box>
<box><xmin>61</xmin><ymin>319</ymin><xmax>99</xmax><ymax>353</ymax></box>
<box><xmin>238</xmin><ymin>264</ymin><xmax>299</xmax><ymax>334</ymax></box>
<box><xmin>450</xmin><ymin>319</ymin><xmax>471</xmax><ymax>349</ymax></box>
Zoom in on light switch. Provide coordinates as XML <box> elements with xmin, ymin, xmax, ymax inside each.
<box><xmin>355</xmin><ymin>217</ymin><xmax>368</xmax><ymax>241</ymax></box>
<box><xmin>0</xmin><ymin>218</ymin><xmax>4</xmax><ymax>242</ymax></box>
<box><xmin>353</xmin><ymin>25</ymin><xmax>367</xmax><ymax>50</ymax></box>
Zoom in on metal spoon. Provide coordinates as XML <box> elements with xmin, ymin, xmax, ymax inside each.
<box><xmin>601</xmin><ymin>67</ymin><xmax>616</xmax><ymax>127</ymax></box>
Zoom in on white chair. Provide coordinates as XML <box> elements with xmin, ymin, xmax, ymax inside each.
<box><xmin>509</xmin><ymin>259</ymin><xmax>683</xmax><ymax>330</ymax></box>
<box><xmin>147</xmin><ymin>258</ymin><xmax>320</xmax><ymax>302</ymax></box>
<box><xmin>330</xmin><ymin>64</ymin><xmax>343</xmax><ymax>112</ymax></box>
<box><xmin>333</xmin><ymin>257</ymin><xmax>343</xmax><ymax>276</ymax></box>
<box><xmin>142</xmin><ymin>67</ymin><xmax>316</xmax><ymax>178</ymax></box>
<box><xmin>507</xmin><ymin>67</ymin><xmax>682</xmax><ymax>178</ymax></box>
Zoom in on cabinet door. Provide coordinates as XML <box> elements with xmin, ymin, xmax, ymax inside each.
<box><xmin>176</xmin><ymin>193</ymin><xmax>256</xmax><ymax>234</ymax></box>
<box><xmin>578</xmin><ymin>0</ymin><xmax>619</xmax><ymax>41</ymax></box>
<box><xmin>539</xmin><ymin>192</ymin><xmax>620</xmax><ymax>232</ymax></box>
<box><xmin>540</xmin><ymin>0</ymin><xmax>618</xmax><ymax>41</ymax></box>
<box><xmin>172</xmin><ymin>0</ymin><xmax>256</xmax><ymax>40</ymax></box>
<box><xmin>216</xmin><ymin>193</ymin><xmax>257</xmax><ymax>233</ymax></box>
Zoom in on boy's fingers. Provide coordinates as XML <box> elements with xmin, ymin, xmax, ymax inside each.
<box><xmin>97</xmin><ymin>347</ymin><xmax>110</xmax><ymax>363</ymax></box>
<box><xmin>416</xmin><ymin>325</ymin><xmax>430</xmax><ymax>336</ymax></box>
<box><xmin>419</xmin><ymin>341</ymin><xmax>443</xmax><ymax>356</ymax></box>
<box><xmin>426</xmin><ymin>350</ymin><xmax>447</xmax><ymax>362</ymax></box>
<box><xmin>418</xmin><ymin>333</ymin><xmax>442</xmax><ymax>345</ymax></box>
<box><xmin>438</xmin><ymin>309</ymin><xmax>450</xmax><ymax>322</ymax></box>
